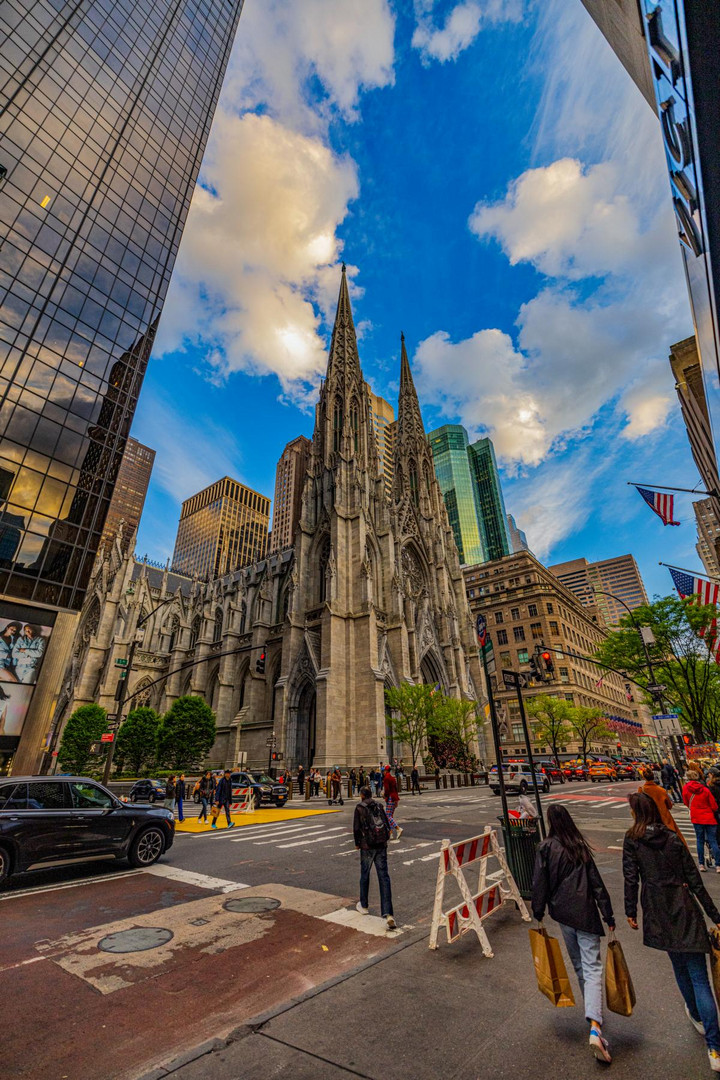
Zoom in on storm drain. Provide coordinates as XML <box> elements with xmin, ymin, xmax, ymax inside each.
<box><xmin>224</xmin><ymin>896</ymin><xmax>281</xmax><ymax>914</ymax></box>
<box><xmin>97</xmin><ymin>927</ymin><xmax>173</xmax><ymax>953</ymax></box>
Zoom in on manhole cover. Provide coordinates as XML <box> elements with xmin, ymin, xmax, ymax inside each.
<box><xmin>224</xmin><ymin>896</ymin><xmax>281</xmax><ymax>913</ymax></box>
<box><xmin>98</xmin><ymin>927</ymin><xmax>173</xmax><ymax>953</ymax></box>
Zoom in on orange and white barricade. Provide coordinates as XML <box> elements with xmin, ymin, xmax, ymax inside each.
<box><xmin>230</xmin><ymin>786</ymin><xmax>254</xmax><ymax>813</ymax></box>
<box><xmin>428</xmin><ymin>825</ymin><xmax>530</xmax><ymax>956</ymax></box>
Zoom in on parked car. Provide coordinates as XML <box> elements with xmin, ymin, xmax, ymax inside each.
<box><xmin>0</xmin><ymin>776</ymin><xmax>174</xmax><ymax>886</ymax></box>
<box><xmin>230</xmin><ymin>771</ymin><xmax>289</xmax><ymax>808</ymax></box>
<box><xmin>589</xmin><ymin>763</ymin><xmax>618</xmax><ymax>783</ymax></box>
<box><xmin>490</xmin><ymin>764</ymin><xmax>550</xmax><ymax>795</ymax></box>
<box><xmin>128</xmin><ymin>778</ymin><xmax>166</xmax><ymax>803</ymax></box>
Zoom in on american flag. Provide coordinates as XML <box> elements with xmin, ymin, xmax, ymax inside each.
<box><xmin>635</xmin><ymin>486</ymin><xmax>680</xmax><ymax>526</ymax></box>
<box><xmin>669</xmin><ymin>568</ymin><xmax>720</xmax><ymax>606</ymax></box>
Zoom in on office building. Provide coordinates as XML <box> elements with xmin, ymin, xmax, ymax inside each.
<box><xmin>507</xmin><ymin>513</ymin><xmax>530</xmax><ymax>553</ymax></box>
<box><xmin>271</xmin><ymin>436</ymin><xmax>311</xmax><ymax>552</ymax></box>
<box><xmin>694</xmin><ymin>498</ymin><xmax>720</xmax><ymax>579</ymax></box>
<box><xmin>464</xmin><ymin>551</ymin><xmax>649</xmax><ymax>757</ymax></box>
<box><xmin>580</xmin><ymin>1</ymin><xmax>720</xmax><ymax>474</ymax></box>
<box><xmin>100</xmin><ymin>438</ymin><xmax>155</xmax><ymax>555</ymax></box>
<box><xmin>172</xmin><ymin>477</ymin><xmax>270</xmax><ymax>582</ymax></box>
<box><xmin>428</xmin><ymin>425</ymin><xmax>511</xmax><ymax>565</ymax></box>
<box><xmin>549</xmin><ymin>554</ymin><xmax>649</xmax><ymax>626</ymax></box>
<box><xmin>468</xmin><ymin>437</ymin><xmax>511</xmax><ymax>561</ymax></box>
<box><xmin>366</xmin><ymin>388</ymin><xmax>396</xmax><ymax>497</ymax></box>
<box><xmin>428</xmin><ymin>426</ymin><xmax>486</xmax><ymax>565</ymax></box>
<box><xmin>670</xmin><ymin>337</ymin><xmax>720</xmax><ymax>524</ymax></box>
<box><xmin>1</xmin><ymin>0</ymin><xmax>244</xmax><ymax>774</ymax></box>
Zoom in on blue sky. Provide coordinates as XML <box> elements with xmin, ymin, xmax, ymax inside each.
<box><xmin>132</xmin><ymin>0</ymin><xmax>702</xmax><ymax>599</ymax></box>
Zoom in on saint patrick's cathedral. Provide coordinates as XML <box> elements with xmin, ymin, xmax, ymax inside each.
<box><xmin>55</xmin><ymin>268</ymin><xmax>486</xmax><ymax>769</ymax></box>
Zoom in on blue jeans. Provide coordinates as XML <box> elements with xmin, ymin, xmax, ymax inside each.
<box><xmin>360</xmin><ymin>847</ymin><xmax>393</xmax><ymax>917</ymax></box>
<box><xmin>198</xmin><ymin>796</ymin><xmax>209</xmax><ymax>821</ymax></box>
<box><xmin>669</xmin><ymin>951</ymin><xmax>720</xmax><ymax>1052</ymax></box>
<box><xmin>177</xmin><ymin>797</ymin><xmax>184</xmax><ymax>821</ymax></box>
<box><xmin>559</xmin><ymin>924</ymin><xmax>603</xmax><ymax>1024</ymax></box>
<box><xmin>693</xmin><ymin>823</ymin><xmax>720</xmax><ymax>866</ymax></box>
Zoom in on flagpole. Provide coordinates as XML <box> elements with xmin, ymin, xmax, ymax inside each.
<box><xmin>628</xmin><ymin>482</ymin><xmax>717</xmax><ymax>496</ymax></box>
<box><xmin>659</xmin><ymin>561</ymin><xmax>720</xmax><ymax>582</ymax></box>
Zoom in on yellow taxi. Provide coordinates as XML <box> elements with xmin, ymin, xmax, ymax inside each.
<box><xmin>588</xmin><ymin>762</ymin><xmax>618</xmax><ymax>783</ymax></box>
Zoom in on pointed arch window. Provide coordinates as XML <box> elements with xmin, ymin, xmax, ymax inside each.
<box><xmin>333</xmin><ymin>398</ymin><xmax>343</xmax><ymax>453</ymax></box>
<box><xmin>189</xmin><ymin>615</ymin><xmax>202</xmax><ymax>648</ymax></box>
<box><xmin>167</xmin><ymin>615</ymin><xmax>180</xmax><ymax>652</ymax></box>
<box><xmin>350</xmin><ymin>398</ymin><xmax>359</xmax><ymax>453</ymax></box>
<box><xmin>213</xmin><ymin>607</ymin><xmax>223</xmax><ymax>643</ymax></box>
<box><xmin>409</xmin><ymin>460</ymin><xmax>419</xmax><ymax>506</ymax></box>
<box><xmin>319</xmin><ymin>536</ymin><xmax>331</xmax><ymax>603</ymax></box>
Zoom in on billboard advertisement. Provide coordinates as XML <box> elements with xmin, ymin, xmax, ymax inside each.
<box><xmin>0</xmin><ymin>602</ymin><xmax>56</xmax><ymax>742</ymax></box>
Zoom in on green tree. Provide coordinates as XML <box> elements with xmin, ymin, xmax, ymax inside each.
<box><xmin>115</xmin><ymin>706</ymin><xmax>160</xmax><ymax>775</ymax></box>
<box><xmin>384</xmin><ymin>683</ymin><xmax>439</xmax><ymax>767</ymax></box>
<box><xmin>565</xmin><ymin>705</ymin><xmax>612</xmax><ymax>763</ymax></box>
<box><xmin>156</xmin><ymin>695</ymin><xmax>216</xmax><ymax>769</ymax></box>
<box><xmin>58</xmin><ymin>703</ymin><xmax>107</xmax><ymax>774</ymax></box>
<box><xmin>433</xmin><ymin>696</ymin><xmax>480</xmax><ymax>771</ymax></box>
<box><xmin>526</xmin><ymin>694</ymin><xmax>573</xmax><ymax>766</ymax></box>
<box><xmin>593</xmin><ymin>596</ymin><xmax>720</xmax><ymax>742</ymax></box>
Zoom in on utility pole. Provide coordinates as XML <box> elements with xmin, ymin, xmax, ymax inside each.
<box><xmin>502</xmin><ymin>668</ymin><xmax>546</xmax><ymax>837</ymax></box>
<box><xmin>476</xmin><ymin>615</ymin><xmax>510</xmax><ymax>828</ymax></box>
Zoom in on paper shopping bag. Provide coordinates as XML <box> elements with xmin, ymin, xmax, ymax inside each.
<box><xmin>210</xmin><ymin>804</ymin><xmax>221</xmax><ymax>822</ymax></box>
<box><xmin>709</xmin><ymin>929</ymin><xmax>720</xmax><ymax>1005</ymax></box>
<box><xmin>529</xmin><ymin>926</ymin><xmax>576</xmax><ymax>1008</ymax></box>
<box><xmin>605</xmin><ymin>934</ymin><xmax>636</xmax><ymax>1016</ymax></box>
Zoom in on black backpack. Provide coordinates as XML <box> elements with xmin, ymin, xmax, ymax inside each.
<box><xmin>362</xmin><ymin>800</ymin><xmax>390</xmax><ymax>847</ymax></box>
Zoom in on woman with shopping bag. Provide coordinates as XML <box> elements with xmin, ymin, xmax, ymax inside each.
<box><xmin>623</xmin><ymin>792</ymin><xmax>720</xmax><ymax>1074</ymax></box>
<box><xmin>531</xmin><ymin>804</ymin><xmax>615</xmax><ymax>1063</ymax></box>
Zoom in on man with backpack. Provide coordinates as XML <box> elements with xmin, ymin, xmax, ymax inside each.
<box><xmin>353</xmin><ymin>785</ymin><xmax>397</xmax><ymax>929</ymax></box>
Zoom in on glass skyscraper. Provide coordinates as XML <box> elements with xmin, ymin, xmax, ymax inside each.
<box><xmin>0</xmin><ymin>0</ymin><xmax>244</xmax><ymax>774</ymax></box>
<box><xmin>428</xmin><ymin>425</ymin><xmax>511</xmax><ymax>566</ymax></box>
<box><xmin>0</xmin><ymin>0</ymin><xmax>244</xmax><ymax>612</ymax></box>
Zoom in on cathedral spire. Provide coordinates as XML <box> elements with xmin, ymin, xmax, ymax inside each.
<box><xmin>397</xmin><ymin>333</ymin><xmax>426</xmax><ymax>447</ymax></box>
<box><xmin>325</xmin><ymin>262</ymin><xmax>362</xmax><ymax>391</ymax></box>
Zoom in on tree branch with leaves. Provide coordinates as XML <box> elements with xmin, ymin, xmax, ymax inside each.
<box><xmin>526</xmin><ymin>694</ymin><xmax>573</xmax><ymax>766</ymax></box>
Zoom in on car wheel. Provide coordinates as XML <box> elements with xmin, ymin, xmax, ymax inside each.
<box><xmin>491</xmin><ymin>789</ymin><xmax>500</xmax><ymax>796</ymax></box>
<box><xmin>274</xmin><ymin>798</ymin><xmax>287</xmax><ymax>808</ymax></box>
<box><xmin>129</xmin><ymin>794</ymin><xmax>137</xmax><ymax>803</ymax></box>
<box><xmin>559</xmin><ymin>774</ymin><xmax>566</xmax><ymax>784</ymax></box>
<box><xmin>543</xmin><ymin>780</ymin><xmax>550</xmax><ymax>793</ymax></box>
<box><xmin>0</xmin><ymin>844</ymin><xmax>11</xmax><ymax>886</ymax></box>
<box><xmin>128</xmin><ymin>826</ymin><xmax>165</xmax><ymax>868</ymax></box>
<box><xmin>147</xmin><ymin>793</ymin><xmax>155</xmax><ymax>804</ymax></box>
<box><xmin>520</xmin><ymin>781</ymin><xmax>528</xmax><ymax>794</ymax></box>
<box><xmin>253</xmin><ymin>793</ymin><xmax>262</xmax><ymax>810</ymax></box>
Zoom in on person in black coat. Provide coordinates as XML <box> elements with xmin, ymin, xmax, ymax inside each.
<box><xmin>532</xmin><ymin>804</ymin><xmax>615</xmax><ymax>1064</ymax></box>
<box><xmin>212</xmin><ymin>770</ymin><xmax>236</xmax><ymax>830</ymax></box>
<box><xmin>624</xmin><ymin>792</ymin><xmax>720</xmax><ymax>1073</ymax></box>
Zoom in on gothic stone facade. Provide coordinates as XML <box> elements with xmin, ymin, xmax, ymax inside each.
<box><xmin>54</xmin><ymin>269</ymin><xmax>486</xmax><ymax>770</ymax></box>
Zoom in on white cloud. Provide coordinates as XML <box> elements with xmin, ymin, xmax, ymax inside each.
<box><xmin>154</xmin><ymin>1</ymin><xmax>395</xmax><ymax>404</ymax></box>
<box><xmin>412</xmin><ymin>0</ymin><xmax>522</xmax><ymax>64</ymax></box>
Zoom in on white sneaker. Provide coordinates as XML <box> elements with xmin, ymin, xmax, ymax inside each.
<box><xmin>589</xmin><ymin>1028</ymin><xmax>611</xmax><ymax>1064</ymax></box>
<box><xmin>355</xmin><ymin>902</ymin><xmax>369</xmax><ymax>914</ymax></box>
<box><xmin>686</xmin><ymin>1004</ymin><xmax>705</xmax><ymax>1035</ymax></box>
<box><xmin>386</xmin><ymin>915</ymin><xmax>397</xmax><ymax>930</ymax></box>
<box><xmin>709</xmin><ymin>1049</ymin><xmax>720</xmax><ymax>1073</ymax></box>
<box><xmin>700</xmin><ymin>865</ymin><xmax>708</xmax><ymax>872</ymax></box>
<box><xmin>395</xmin><ymin>826</ymin><xmax>403</xmax><ymax>840</ymax></box>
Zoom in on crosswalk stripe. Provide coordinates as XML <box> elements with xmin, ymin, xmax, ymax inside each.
<box><xmin>277</xmin><ymin>828</ymin><xmax>349</xmax><ymax>849</ymax></box>
<box><xmin>231</xmin><ymin>823</ymin><xmax>332</xmax><ymax>845</ymax></box>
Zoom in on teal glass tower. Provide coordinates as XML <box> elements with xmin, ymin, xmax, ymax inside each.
<box><xmin>427</xmin><ymin>425</ymin><xmax>510</xmax><ymax>566</ymax></box>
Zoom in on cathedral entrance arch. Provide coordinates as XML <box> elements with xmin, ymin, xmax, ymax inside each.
<box><xmin>290</xmin><ymin>679</ymin><xmax>316</xmax><ymax>769</ymax></box>
<box><xmin>420</xmin><ymin>650</ymin><xmax>445</xmax><ymax>691</ymax></box>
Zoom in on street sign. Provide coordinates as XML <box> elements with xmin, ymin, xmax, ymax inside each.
<box><xmin>647</xmin><ymin>683</ymin><xmax>667</xmax><ymax>694</ymax></box>
<box><xmin>501</xmin><ymin>669</ymin><xmax>528</xmax><ymax>689</ymax></box>
<box><xmin>114</xmin><ymin>658</ymin><xmax>128</xmax><ymax>667</ymax></box>
<box><xmin>100</xmin><ymin>733</ymin><xmax>114</xmax><ymax>743</ymax></box>
<box><xmin>652</xmin><ymin>713</ymin><xmax>679</xmax><ymax>720</ymax></box>
<box><xmin>475</xmin><ymin>614</ymin><xmax>487</xmax><ymax>647</ymax></box>
<box><xmin>265</xmin><ymin>735</ymin><xmax>277</xmax><ymax>747</ymax></box>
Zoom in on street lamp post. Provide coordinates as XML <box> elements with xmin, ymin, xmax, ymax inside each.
<box><xmin>101</xmin><ymin>593</ymin><xmax>178</xmax><ymax>786</ymax></box>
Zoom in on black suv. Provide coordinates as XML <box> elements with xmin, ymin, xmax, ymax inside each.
<box><xmin>232</xmin><ymin>771</ymin><xmax>288</xmax><ymax>808</ymax></box>
<box><xmin>128</xmin><ymin>778</ymin><xmax>167</xmax><ymax>803</ymax></box>
<box><xmin>0</xmin><ymin>776</ymin><xmax>174</xmax><ymax>886</ymax></box>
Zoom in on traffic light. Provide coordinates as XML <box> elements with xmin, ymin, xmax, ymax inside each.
<box><xmin>528</xmin><ymin>654</ymin><xmax>541</xmax><ymax>682</ymax></box>
<box><xmin>256</xmin><ymin>649</ymin><xmax>266</xmax><ymax>674</ymax></box>
<box><xmin>540</xmin><ymin>650</ymin><xmax>554</xmax><ymax>679</ymax></box>
<box><xmin>616</xmin><ymin>742</ymin><xmax>622</xmax><ymax>751</ymax></box>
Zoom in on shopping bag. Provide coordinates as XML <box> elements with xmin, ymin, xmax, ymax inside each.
<box><xmin>709</xmin><ymin>928</ymin><xmax>720</xmax><ymax>1005</ymax></box>
<box><xmin>210</xmin><ymin>804</ymin><xmax>221</xmax><ymax>822</ymax></box>
<box><xmin>605</xmin><ymin>932</ymin><xmax>636</xmax><ymax>1016</ymax></box>
<box><xmin>529</xmin><ymin>925</ymin><xmax>576</xmax><ymax>1007</ymax></box>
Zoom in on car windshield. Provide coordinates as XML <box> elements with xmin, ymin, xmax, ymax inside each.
<box><xmin>251</xmin><ymin>773</ymin><xmax>275</xmax><ymax>784</ymax></box>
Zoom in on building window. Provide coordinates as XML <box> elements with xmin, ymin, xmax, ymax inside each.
<box><xmin>495</xmin><ymin>611</ymin><xmax>504</xmax><ymax>624</ymax></box>
<box><xmin>350</xmin><ymin>398</ymin><xmax>359</xmax><ymax>452</ymax></box>
<box><xmin>530</xmin><ymin>622</ymin><xmax>543</xmax><ymax>640</ymax></box>
<box><xmin>213</xmin><ymin>608</ymin><xmax>223</xmax><ymax>643</ymax></box>
<box><xmin>528</xmin><ymin>603</ymin><xmax>538</xmax><ymax>617</ymax></box>
<box><xmin>500</xmin><ymin>652</ymin><xmax>512</xmax><ymax>667</ymax></box>
<box><xmin>497</xmin><ymin>629</ymin><xmax>508</xmax><ymax>645</ymax></box>
<box><xmin>409</xmin><ymin>460</ymin><xmax>419</xmax><ymax>506</ymax></box>
<box><xmin>333</xmin><ymin>399</ymin><xmax>343</xmax><ymax>452</ymax></box>
<box><xmin>189</xmin><ymin>615</ymin><xmax>202</xmax><ymax>648</ymax></box>
<box><xmin>512</xmin><ymin>723</ymin><xmax>524</xmax><ymax>742</ymax></box>
<box><xmin>546</xmin><ymin>603</ymin><xmax>554</xmax><ymax>614</ymax></box>
<box><xmin>564</xmin><ymin>693</ymin><xmax>573</xmax><ymax>702</ymax></box>
<box><xmin>510</xmin><ymin>607</ymin><xmax>520</xmax><ymax>621</ymax></box>
<box><xmin>517</xmin><ymin>649</ymin><xmax>529</xmax><ymax>664</ymax></box>
<box><xmin>549</xmin><ymin>620</ymin><xmax>559</xmax><ymax>634</ymax></box>
<box><xmin>513</xmin><ymin>626</ymin><xmax>525</xmax><ymax>642</ymax></box>
<box><xmin>559</xmin><ymin>666</ymin><xmax>569</xmax><ymax>683</ymax></box>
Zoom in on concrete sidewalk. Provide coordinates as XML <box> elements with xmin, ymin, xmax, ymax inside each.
<box><xmin>141</xmin><ymin>847</ymin><xmax>718</xmax><ymax>1080</ymax></box>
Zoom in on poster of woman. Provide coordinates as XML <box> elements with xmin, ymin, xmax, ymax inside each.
<box><xmin>0</xmin><ymin>684</ymin><xmax>34</xmax><ymax>737</ymax></box>
<box><xmin>0</xmin><ymin>617</ymin><xmax>51</xmax><ymax>685</ymax></box>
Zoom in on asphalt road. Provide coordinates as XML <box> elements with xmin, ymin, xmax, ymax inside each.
<box><xmin>2</xmin><ymin>778</ymin><xmax>715</xmax><ymax>1080</ymax></box>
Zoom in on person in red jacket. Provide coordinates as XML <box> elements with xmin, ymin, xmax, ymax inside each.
<box><xmin>683</xmin><ymin>769</ymin><xmax>720</xmax><ymax>871</ymax></box>
<box><xmin>383</xmin><ymin>764</ymin><xmax>402</xmax><ymax>841</ymax></box>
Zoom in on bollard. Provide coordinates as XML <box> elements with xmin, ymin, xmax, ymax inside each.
<box><xmin>288</xmin><ymin>779</ymin><xmax>293</xmax><ymax>800</ymax></box>
<box><xmin>464</xmin><ymin>773</ymin><xmax>469</xmax><ymax>787</ymax></box>
<box><xmin>406</xmin><ymin>776</ymin><xmax>411</xmax><ymax>792</ymax></box>
<box><xmin>347</xmin><ymin>776</ymin><xmax>352</xmax><ymax>799</ymax></box>
<box><xmin>450</xmin><ymin>774</ymin><xmax>455</xmax><ymax>788</ymax></box>
<box><xmin>305</xmin><ymin>779</ymin><xmax>311</xmax><ymax>801</ymax></box>
<box><xmin>470</xmin><ymin>773</ymin><xmax>475</xmax><ymax>787</ymax></box>
<box><xmin>435</xmin><ymin>773</ymin><xmax>440</xmax><ymax>789</ymax></box>
<box><xmin>442</xmin><ymin>773</ymin><xmax>447</xmax><ymax>789</ymax></box>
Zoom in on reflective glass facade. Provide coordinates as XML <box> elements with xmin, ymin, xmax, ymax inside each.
<box><xmin>0</xmin><ymin>0</ymin><xmax>244</xmax><ymax>610</ymax></box>
<box><xmin>172</xmin><ymin>477</ymin><xmax>270</xmax><ymax>581</ymax></box>
<box><xmin>468</xmin><ymin>437</ymin><xmax>511</xmax><ymax>562</ymax></box>
<box><xmin>427</xmin><ymin>425</ymin><xmax>485</xmax><ymax>566</ymax></box>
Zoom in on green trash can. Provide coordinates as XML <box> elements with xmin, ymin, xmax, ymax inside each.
<box><xmin>499</xmin><ymin>818</ymin><xmax>540</xmax><ymax>900</ymax></box>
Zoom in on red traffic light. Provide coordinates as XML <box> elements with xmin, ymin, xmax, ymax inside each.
<box><xmin>541</xmin><ymin>652</ymin><xmax>551</xmax><ymax>662</ymax></box>
<box><xmin>683</xmin><ymin>734</ymin><xmax>691</xmax><ymax>745</ymax></box>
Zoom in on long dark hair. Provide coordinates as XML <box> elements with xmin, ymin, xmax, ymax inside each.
<box><xmin>547</xmin><ymin>804</ymin><xmax>594</xmax><ymax>865</ymax></box>
<box><xmin>627</xmin><ymin>792</ymin><xmax>662</xmax><ymax>840</ymax></box>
